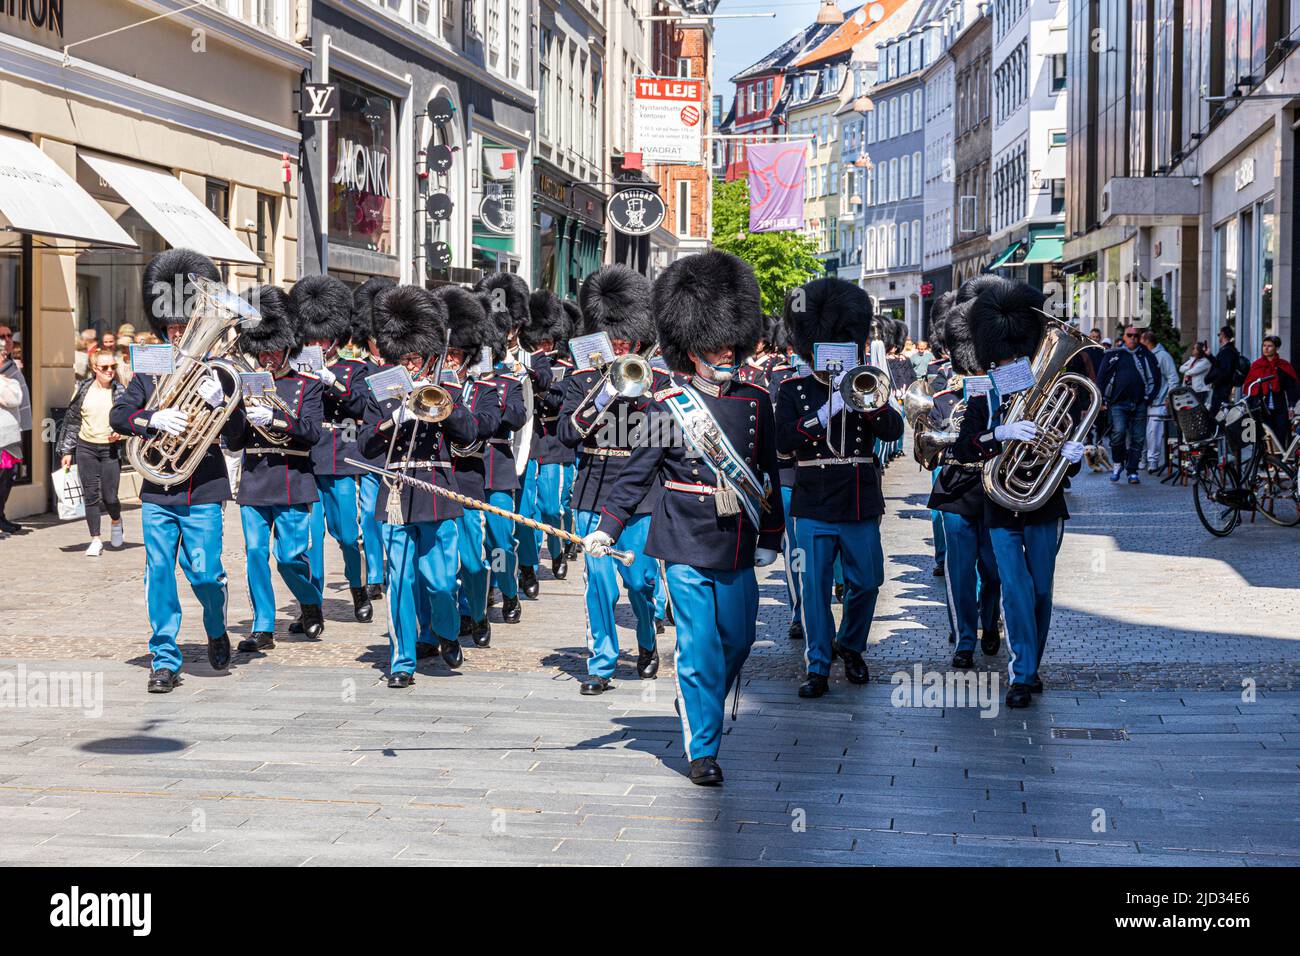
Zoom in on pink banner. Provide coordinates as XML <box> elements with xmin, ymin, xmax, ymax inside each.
<box><xmin>747</xmin><ymin>142</ymin><xmax>807</xmax><ymax>233</ymax></box>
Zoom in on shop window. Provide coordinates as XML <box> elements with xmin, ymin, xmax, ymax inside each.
<box><xmin>0</xmin><ymin>236</ymin><xmax>30</xmax><ymax>484</ymax></box>
<box><xmin>328</xmin><ymin>77</ymin><xmax>396</xmax><ymax>256</ymax></box>
<box><xmin>256</xmin><ymin>194</ymin><xmax>278</xmax><ymax>285</ymax></box>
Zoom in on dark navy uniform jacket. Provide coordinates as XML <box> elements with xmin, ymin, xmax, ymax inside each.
<box><xmin>947</xmin><ymin>392</ymin><xmax>1080</xmax><ymax>528</ymax></box>
<box><xmin>310</xmin><ymin>358</ymin><xmax>370</xmax><ymax>477</ymax></box>
<box><xmin>926</xmin><ymin>388</ymin><xmax>986</xmax><ymax>519</ymax></box>
<box><xmin>350</xmin><ymin>360</ymin><xmax>391</xmax><ymax>469</ymax></box>
<box><xmin>595</xmin><ymin>377</ymin><xmax>785</xmax><ymax>571</ymax></box>
<box><xmin>450</xmin><ymin>376</ymin><xmax>516</xmax><ymax>502</ymax></box>
<box><xmin>357</xmin><ymin>387</ymin><xmax>477</xmax><ymax>525</ymax></box>
<box><xmin>110</xmin><ymin>373</ymin><xmax>244</xmax><ymax>506</ymax></box>
<box><xmin>512</xmin><ymin>349</ymin><xmax>553</xmax><ymax>463</ymax></box>
<box><xmin>558</xmin><ymin>365</ymin><xmax>674</xmax><ymax>516</ymax></box>
<box><xmin>227</xmin><ymin>372</ymin><xmax>324</xmax><ymax>507</ymax></box>
<box><xmin>766</xmin><ymin>363</ymin><xmax>799</xmax><ymax>489</ymax></box>
<box><xmin>536</xmin><ymin>354</ymin><xmax>576</xmax><ymax>465</ymax></box>
<box><xmin>775</xmin><ymin>373</ymin><xmax>905</xmax><ymax>522</ymax></box>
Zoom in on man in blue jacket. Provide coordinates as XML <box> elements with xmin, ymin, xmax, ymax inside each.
<box><xmin>1095</xmin><ymin>325</ymin><xmax>1161</xmax><ymax>484</ymax></box>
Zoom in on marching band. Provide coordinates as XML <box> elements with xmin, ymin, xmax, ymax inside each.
<box><xmin>114</xmin><ymin>247</ymin><xmax>1092</xmax><ymax>782</ymax></box>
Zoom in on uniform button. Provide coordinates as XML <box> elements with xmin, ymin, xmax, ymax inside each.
<box><xmin>748</xmin><ymin>428</ymin><xmax>755</xmax><ymax>435</ymax></box>
<box><xmin>698</xmin><ymin>495</ymin><xmax>706</xmax><ymax>502</ymax></box>
<box><xmin>749</xmin><ymin>415</ymin><xmax>756</xmax><ymax>422</ymax></box>
<box><xmin>692</xmin><ymin>467</ymin><xmax>699</xmax><ymax>476</ymax></box>
<box><xmin>803</xmin><ymin>405</ymin><xmax>809</xmax><ymax>410</ymax></box>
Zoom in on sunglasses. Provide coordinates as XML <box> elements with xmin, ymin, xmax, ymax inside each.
<box><xmin>1123</xmin><ymin>332</ymin><xmax>1139</xmax><ymax>339</ymax></box>
<box><xmin>96</xmin><ymin>364</ymin><xmax>118</xmax><ymax>371</ymax></box>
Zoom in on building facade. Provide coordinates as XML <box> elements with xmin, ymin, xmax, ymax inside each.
<box><xmin>950</xmin><ymin>6</ymin><xmax>993</xmax><ymax>287</ymax></box>
<box><xmin>0</xmin><ymin>0</ymin><xmax>304</xmax><ymax>518</ymax></box>
<box><xmin>299</xmin><ymin>0</ymin><xmax>536</xmax><ymax>288</ymax></box>
<box><xmin>785</xmin><ymin>57</ymin><xmax>850</xmax><ymax>275</ymax></box>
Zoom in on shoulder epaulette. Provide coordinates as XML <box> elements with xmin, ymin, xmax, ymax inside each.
<box><xmin>654</xmin><ymin>386</ymin><xmax>683</xmax><ymax>402</ymax></box>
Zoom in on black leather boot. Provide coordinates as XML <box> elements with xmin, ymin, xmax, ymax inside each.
<box><xmin>981</xmin><ymin>628</ymin><xmax>1001</xmax><ymax>655</ymax></box>
<box><xmin>471</xmin><ymin>619</ymin><xmax>491</xmax><ymax>647</ymax></box>
<box><xmin>1006</xmin><ymin>684</ymin><xmax>1033</xmax><ymax>708</ymax></box>
<box><xmin>288</xmin><ymin>618</ymin><xmax>304</xmax><ymax>634</ymax></box>
<box><xmin>501</xmin><ymin>595</ymin><xmax>521</xmax><ymax>624</ymax></box>
<box><xmin>415</xmin><ymin>642</ymin><xmax>439</xmax><ymax>660</ymax></box>
<box><xmin>300</xmin><ymin>604</ymin><xmax>325</xmax><ymax>640</ymax></box>
<box><xmin>798</xmin><ymin>673</ymin><xmax>829</xmax><ymax>698</ymax></box>
<box><xmin>439</xmin><ymin>638</ymin><xmax>463</xmax><ymax>669</ymax></box>
<box><xmin>366</xmin><ymin>583</ymin><xmax>385</xmax><ymax>600</ymax></box>
<box><xmin>788</xmin><ymin>620</ymin><xmax>805</xmax><ymax>641</ymax></box>
<box><xmin>689</xmin><ymin>757</ymin><xmax>723</xmax><ymax>786</ymax></box>
<box><xmin>580</xmin><ymin>675</ymin><xmax>611</xmax><ymax>695</ymax></box>
<box><xmin>238</xmin><ymin>632</ymin><xmax>275</xmax><ymax>653</ymax></box>
<box><xmin>147</xmin><ymin>668</ymin><xmax>180</xmax><ymax>693</ymax></box>
<box><xmin>387</xmin><ymin>672</ymin><xmax>414</xmax><ymax>689</ymax></box>
<box><xmin>519</xmin><ymin>566</ymin><xmax>540</xmax><ymax>599</ymax></box>
<box><xmin>551</xmin><ymin>553</ymin><xmax>568</xmax><ymax>580</ymax></box>
<box><xmin>207</xmin><ymin>634</ymin><xmax>231</xmax><ymax>670</ymax></box>
<box><xmin>952</xmin><ymin>649</ymin><xmax>974</xmax><ymax>669</ymax></box>
<box><xmin>832</xmin><ymin>642</ymin><xmax>869</xmax><ymax>685</ymax></box>
<box><xmin>637</xmin><ymin>644</ymin><xmax>659</xmax><ymax>679</ymax></box>
<box><xmin>351</xmin><ymin>586</ymin><xmax>373</xmax><ymax>623</ymax></box>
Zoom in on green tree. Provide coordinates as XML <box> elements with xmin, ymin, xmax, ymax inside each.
<box><xmin>1146</xmin><ymin>285</ymin><xmax>1183</xmax><ymax>364</ymax></box>
<box><xmin>710</xmin><ymin>178</ymin><xmax>824</xmax><ymax>315</ymax></box>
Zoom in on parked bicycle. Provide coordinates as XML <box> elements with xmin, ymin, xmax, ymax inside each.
<box><xmin>1191</xmin><ymin>375</ymin><xmax>1300</xmax><ymax>536</ymax></box>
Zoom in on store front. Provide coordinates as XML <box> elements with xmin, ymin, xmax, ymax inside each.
<box><xmin>0</xmin><ymin>2</ymin><xmax>303</xmax><ymax>517</ymax></box>
<box><xmin>1211</xmin><ymin>135</ymin><xmax>1277</xmax><ymax>361</ymax></box>
<box><xmin>532</xmin><ymin>163</ymin><xmax>606</xmax><ymax>299</ymax></box>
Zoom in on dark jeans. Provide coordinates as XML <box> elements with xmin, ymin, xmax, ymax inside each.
<box><xmin>0</xmin><ymin>463</ymin><xmax>13</xmax><ymax>520</ymax></box>
<box><xmin>1108</xmin><ymin>402</ymin><xmax>1148</xmax><ymax>474</ymax></box>
<box><xmin>75</xmin><ymin>440</ymin><xmax>122</xmax><ymax>537</ymax></box>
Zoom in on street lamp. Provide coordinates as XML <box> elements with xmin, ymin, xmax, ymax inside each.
<box><xmin>816</xmin><ymin>0</ymin><xmax>845</xmax><ymax>25</ymax></box>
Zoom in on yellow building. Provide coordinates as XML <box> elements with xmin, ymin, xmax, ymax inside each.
<box><xmin>0</xmin><ymin>1</ymin><xmax>304</xmax><ymax>517</ymax></box>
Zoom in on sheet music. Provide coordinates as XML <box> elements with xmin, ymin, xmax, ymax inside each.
<box><xmin>129</xmin><ymin>345</ymin><xmax>175</xmax><ymax>376</ymax></box>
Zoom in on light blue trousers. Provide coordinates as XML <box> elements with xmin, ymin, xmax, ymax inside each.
<box><xmin>142</xmin><ymin>501</ymin><xmax>228</xmax><ymax>672</ymax></box>
<box><xmin>796</xmin><ymin>515</ymin><xmax>884</xmax><ymax>676</ymax></box>
<box><xmin>357</xmin><ymin>472</ymin><xmax>385</xmax><ymax>586</ymax></box>
<box><xmin>989</xmin><ymin>520</ymin><xmax>1062</xmax><ymax>686</ymax></box>
<box><xmin>575</xmin><ymin>509</ymin><xmax>658</xmax><ymax>678</ymax></box>
<box><xmin>941</xmin><ymin>511</ymin><xmax>1001</xmax><ymax>652</ymax></box>
<box><xmin>382</xmin><ymin>519</ymin><xmax>459</xmax><ymax>675</ymax></box>
<box><xmin>240</xmin><ymin>503</ymin><xmax>321</xmax><ymax>632</ymax></box>
<box><xmin>309</xmin><ymin>474</ymin><xmax>363</xmax><ymax>591</ymax></box>
<box><xmin>666</xmin><ymin>562</ymin><xmax>758</xmax><ymax>761</ymax></box>
<box><xmin>515</xmin><ymin>459</ymin><xmax>542</xmax><ymax>569</ymax></box>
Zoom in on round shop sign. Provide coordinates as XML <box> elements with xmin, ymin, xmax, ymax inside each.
<box><xmin>426</xmin><ymin>192</ymin><xmax>453</xmax><ymax>222</ymax></box>
<box><xmin>478</xmin><ymin>190</ymin><xmax>515</xmax><ymax>235</ymax></box>
<box><xmin>427</xmin><ymin>95</ymin><xmax>455</xmax><ymax>125</ymax></box>
<box><xmin>427</xmin><ymin>144</ymin><xmax>453</xmax><ymax>174</ymax></box>
<box><xmin>428</xmin><ymin>241</ymin><xmax>452</xmax><ymax>268</ymax></box>
<box><xmin>606</xmin><ymin>187</ymin><xmax>666</xmax><ymax>237</ymax></box>
<box><xmin>680</xmin><ymin>104</ymin><xmax>701</xmax><ymax>127</ymax></box>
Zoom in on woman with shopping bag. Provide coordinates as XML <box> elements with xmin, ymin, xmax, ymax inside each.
<box><xmin>57</xmin><ymin>348</ymin><xmax>126</xmax><ymax>554</ymax></box>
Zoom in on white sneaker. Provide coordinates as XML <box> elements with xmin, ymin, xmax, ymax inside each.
<box><xmin>110</xmin><ymin>521</ymin><xmax>124</xmax><ymax>548</ymax></box>
<box><xmin>86</xmin><ymin>538</ymin><xmax>104</xmax><ymax>557</ymax></box>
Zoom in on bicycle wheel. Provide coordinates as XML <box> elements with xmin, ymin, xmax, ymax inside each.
<box><xmin>1256</xmin><ymin>459</ymin><xmax>1300</xmax><ymax>527</ymax></box>
<box><xmin>1194</xmin><ymin>453</ymin><xmax>1241</xmax><ymax>537</ymax></box>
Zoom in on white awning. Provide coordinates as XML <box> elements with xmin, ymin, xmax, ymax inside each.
<box><xmin>0</xmin><ymin>132</ymin><xmax>136</xmax><ymax>249</ymax></box>
<box><xmin>81</xmin><ymin>154</ymin><xmax>262</xmax><ymax>266</ymax></box>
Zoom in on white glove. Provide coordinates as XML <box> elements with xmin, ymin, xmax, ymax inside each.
<box><xmin>994</xmin><ymin>420</ymin><xmax>1038</xmax><ymax>442</ymax></box>
<box><xmin>582</xmin><ymin>530</ymin><xmax>614</xmax><ymax>558</ymax></box>
<box><xmin>592</xmin><ymin>380</ymin><xmax>619</xmax><ymax>412</ymax></box>
<box><xmin>196</xmin><ymin>374</ymin><xmax>225</xmax><ymax>408</ymax></box>
<box><xmin>246</xmin><ymin>406</ymin><xmax>274</xmax><ymax>428</ymax></box>
<box><xmin>149</xmin><ymin>408</ymin><xmax>189</xmax><ymax>436</ymax></box>
<box><xmin>816</xmin><ymin>390</ymin><xmax>846</xmax><ymax>428</ymax></box>
<box><xmin>754</xmin><ymin>548</ymin><xmax>778</xmax><ymax>567</ymax></box>
<box><xmin>1061</xmin><ymin>440</ymin><xmax>1085</xmax><ymax>464</ymax></box>
<box><xmin>317</xmin><ymin>366</ymin><xmax>337</xmax><ymax>387</ymax></box>
<box><xmin>391</xmin><ymin>404</ymin><xmax>415</xmax><ymax>427</ymax></box>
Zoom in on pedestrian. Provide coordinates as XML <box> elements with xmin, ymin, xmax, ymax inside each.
<box><xmin>1180</xmin><ymin>341</ymin><xmax>1213</xmax><ymax>405</ymax></box>
<box><xmin>910</xmin><ymin>339</ymin><xmax>934</xmax><ymax>378</ymax></box>
<box><xmin>57</xmin><ymin>347</ymin><xmax>126</xmax><ymax>554</ymax></box>
<box><xmin>0</xmin><ymin>322</ymin><xmax>31</xmax><ymax>536</ymax></box>
<box><xmin>1205</xmin><ymin>325</ymin><xmax>1244</xmax><ymax>417</ymax></box>
<box><xmin>73</xmin><ymin>327</ymin><xmax>99</xmax><ymax>380</ymax></box>
<box><xmin>1140</xmin><ymin>330</ymin><xmax>1178</xmax><ymax>473</ymax></box>
<box><xmin>1096</xmin><ymin>324</ymin><xmax>1162</xmax><ymax>484</ymax></box>
<box><xmin>99</xmin><ymin>331</ymin><xmax>117</xmax><ymax>355</ymax></box>
<box><xmin>1242</xmin><ymin>335</ymin><xmax>1299</xmax><ymax>448</ymax></box>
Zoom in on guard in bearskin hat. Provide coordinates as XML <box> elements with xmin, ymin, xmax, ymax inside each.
<box><xmin>553</xmin><ymin>300</ymin><xmax>582</xmax><ymax>556</ymax></box>
<box><xmin>356</xmin><ymin>285</ymin><xmax>479</xmax><ymax>687</ymax></box>
<box><xmin>923</xmin><ymin>288</ymin><xmax>1002</xmax><ymax>660</ymax></box>
<box><xmin>225</xmin><ymin>285</ymin><xmax>326</xmax><ymax>652</ymax></box>
<box><xmin>520</xmin><ymin>289</ymin><xmax>576</xmax><ymax>583</ymax></box>
<box><xmin>111</xmin><ymin>249</ymin><xmax>244</xmax><ymax>692</ymax></box>
<box><xmin>559</xmin><ymin>265</ymin><xmax>672</xmax><ymax>697</ymax></box>
<box><xmin>290</xmin><ymin>275</ymin><xmax>375</xmax><ymax>627</ymax></box>
<box><xmin>581</xmin><ymin>252</ymin><xmax>784</xmax><ymax>786</ymax></box>
<box><xmin>942</xmin><ymin>276</ymin><xmax>1086</xmax><ymax>709</ymax></box>
<box><xmin>774</xmin><ymin>277</ymin><xmax>905</xmax><ymax>700</ymax></box>
<box><xmin>435</xmin><ymin>284</ymin><xmax>523</xmax><ymax>644</ymax></box>
<box><xmin>762</xmin><ymin>311</ymin><xmax>805</xmax><ymax>642</ymax></box>
<box><xmin>347</xmin><ymin>275</ymin><xmax>397</xmax><ymax>600</ymax></box>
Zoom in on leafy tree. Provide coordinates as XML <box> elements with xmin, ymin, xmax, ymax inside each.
<box><xmin>710</xmin><ymin>178</ymin><xmax>824</xmax><ymax>315</ymax></box>
<box><xmin>1146</xmin><ymin>285</ymin><xmax>1183</xmax><ymax>364</ymax></box>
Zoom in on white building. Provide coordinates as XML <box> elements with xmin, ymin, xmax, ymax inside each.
<box><xmin>987</xmin><ymin>0</ymin><xmax>1067</xmax><ymax>287</ymax></box>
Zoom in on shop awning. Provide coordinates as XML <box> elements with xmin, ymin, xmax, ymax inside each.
<box><xmin>0</xmin><ymin>132</ymin><xmax>136</xmax><ymax>249</ymax></box>
<box><xmin>1022</xmin><ymin>236</ymin><xmax>1064</xmax><ymax>265</ymax></box>
<box><xmin>81</xmin><ymin>154</ymin><xmax>261</xmax><ymax>265</ymax></box>
<box><xmin>988</xmin><ymin>241</ymin><xmax>1023</xmax><ymax>270</ymax></box>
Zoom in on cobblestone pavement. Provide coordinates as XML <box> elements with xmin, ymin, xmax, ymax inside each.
<box><xmin>0</xmin><ymin>455</ymin><xmax>1297</xmax><ymax>865</ymax></box>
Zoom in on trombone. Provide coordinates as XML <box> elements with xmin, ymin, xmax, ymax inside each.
<box><xmin>814</xmin><ymin>357</ymin><xmax>891</xmax><ymax>459</ymax></box>
<box><xmin>570</xmin><ymin>346</ymin><xmax>654</xmax><ymax>437</ymax></box>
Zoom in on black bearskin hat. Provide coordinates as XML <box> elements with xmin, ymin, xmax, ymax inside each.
<box><xmin>351</xmin><ymin>276</ymin><xmax>395</xmax><ymax>347</ymax></box>
<box><xmin>771</xmin><ymin>315</ymin><xmax>795</xmax><ymax>355</ymax></box>
<box><xmin>886</xmin><ymin>318</ymin><xmax>907</xmax><ymax>353</ymax></box>
<box><xmin>559</xmin><ymin>300</ymin><xmax>581</xmax><ymax>358</ymax></box>
<box><xmin>928</xmin><ymin>290</ymin><xmax>957</xmax><ymax>357</ymax></box>
<box><xmin>292</xmin><ymin>275</ymin><xmax>353</xmax><ymax>345</ymax></box>
<box><xmin>579</xmin><ymin>265</ymin><xmax>656</xmax><ymax>347</ymax></box>
<box><xmin>432</xmin><ymin>285</ymin><xmax>503</xmax><ymax>364</ymax></box>
<box><xmin>141</xmin><ymin>248</ymin><xmax>221</xmax><ymax>337</ymax></box>
<box><xmin>783</xmin><ymin>277</ymin><xmax>872</xmax><ymax>364</ymax></box>
<box><xmin>522</xmin><ymin>289</ymin><xmax>568</xmax><ymax>351</ymax></box>
<box><xmin>949</xmin><ymin>275</ymin><xmax>1047</xmax><ymax>373</ymax></box>
<box><xmin>474</xmin><ymin>272</ymin><xmax>530</xmax><ymax>338</ymax></box>
<box><xmin>238</xmin><ymin>286</ymin><xmax>301</xmax><ymax>357</ymax></box>
<box><xmin>653</xmin><ymin>252</ymin><xmax>762</xmax><ymax>375</ymax></box>
<box><xmin>372</xmin><ymin>285</ymin><xmax>448</xmax><ymax>364</ymax></box>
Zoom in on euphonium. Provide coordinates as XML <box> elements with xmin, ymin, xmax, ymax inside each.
<box><xmin>982</xmin><ymin>319</ymin><xmax>1101</xmax><ymax>511</ymax></box>
<box><xmin>904</xmin><ymin>379</ymin><xmax>964</xmax><ymax>469</ymax></box>
<box><xmin>126</xmin><ymin>276</ymin><xmax>262</xmax><ymax>488</ymax></box>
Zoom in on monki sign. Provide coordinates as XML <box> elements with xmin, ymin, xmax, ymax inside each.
<box><xmin>2</xmin><ymin>0</ymin><xmax>64</xmax><ymax>38</ymax></box>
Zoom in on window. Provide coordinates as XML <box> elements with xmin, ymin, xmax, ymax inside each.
<box><xmin>205</xmin><ymin>179</ymin><xmax>229</xmax><ymax>224</ymax></box>
<box><xmin>899</xmin><ymin>221</ymin><xmax>908</xmax><ymax>266</ymax></box>
<box><xmin>1050</xmin><ymin>53</ymin><xmax>1066</xmax><ymax>92</ymax></box>
<box><xmin>676</xmin><ymin>179</ymin><xmax>692</xmax><ymax>236</ymax></box>
<box><xmin>912</xmin><ymin>220</ymin><xmax>921</xmax><ymax>266</ymax></box>
<box><xmin>1051</xmin><ymin>178</ymin><xmax>1065</xmax><ymax>215</ymax></box>
<box><xmin>900</xmin><ymin>154</ymin><xmax>911</xmax><ymax>198</ymax></box>
<box><xmin>912</xmin><ymin>151</ymin><xmax>922</xmax><ymax>195</ymax></box>
<box><xmin>677</xmin><ymin>58</ymin><xmax>692</xmax><ymax>78</ymax></box>
<box><xmin>1050</xmin><ymin>129</ymin><xmax>1066</xmax><ymax>147</ymax></box>
<box><xmin>900</xmin><ymin>97</ymin><xmax>910</xmax><ymax>135</ymax></box>
<box><xmin>539</xmin><ymin>29</ymin><xmax>552</xmax><ymax>139</ymax></box>
<box><xmin>913</xmin><ymin>89</ymin><xmax>923</xmax><ymax>129</ymax></box>
<box><xmin>766</xmin><ymin>78</ymin><xmax>773</xmax><ymax>105</ymax></box>
<box><xmin>889</xmin><ymin>158</ymin><xmax>898</xmax><ymax>201</ymax></box>
<box><xmin>256</xmin><ymin>193</ymin><xmax>278</xmax><ymax>284</ymax></box>
<box><xmin>829</xmin><ymin>161</ymin><xmax>838</xmax><ymax>195</ymax></box>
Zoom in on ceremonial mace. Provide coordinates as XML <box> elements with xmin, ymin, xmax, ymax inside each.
<box><xmin>346</xmin><ymin>459</ymin><xmax>636</xmax><ymax>566</ymax></box>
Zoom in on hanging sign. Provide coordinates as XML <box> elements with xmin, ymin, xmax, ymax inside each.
<box><xmin>606</xmin><ymin>187</ymin><xmax>665</xmax><ymax>236</ymax></box>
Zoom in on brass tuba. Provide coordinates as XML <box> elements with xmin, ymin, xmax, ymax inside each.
<box><xmin>982</xmin><ymin>319</ymin><xmax>1101</xmax><ymax>511</ymax></box>
<box><xmin>126</xmin><ymin>276</ymin><xmax>262</xmax><ymax>488</ymax></box>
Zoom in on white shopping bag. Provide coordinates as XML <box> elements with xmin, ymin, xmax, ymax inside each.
<box><xmin>51</xmin><ymin>466</ymin><xmax>86</xmax><ymax>521</ymax></box>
